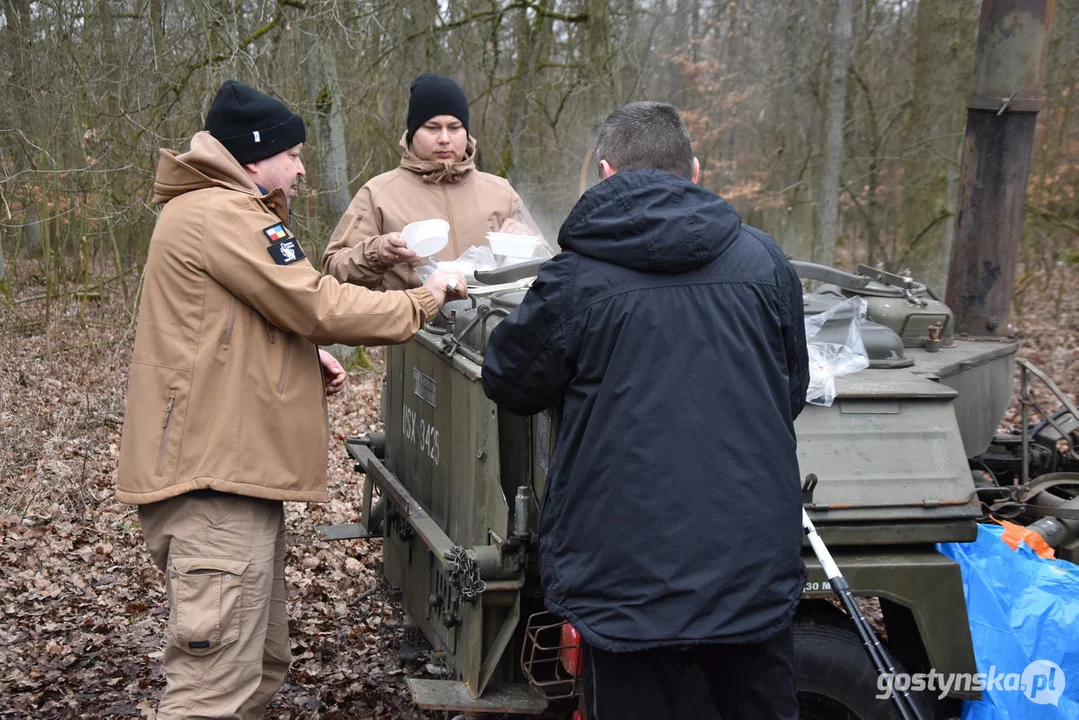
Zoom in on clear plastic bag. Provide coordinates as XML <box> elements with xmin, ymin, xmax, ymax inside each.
<box><xmin>414</xmin><ymin>242</ymin><xmax>553</xmax><ymax>286</ymax></box>
<box><xmin>805</xmin><ymin>296</ymin><xmax>870</xmax><ymax>407</ymax></box>
<box><xmin>509</xmin><ymin>197</ymin><xmax>557</xmax><ymax>256</ymax></box>
<box><xmin>414</xmin><ymin>245</ymin><xmax>501</xmax><ymax>285</ymax></box>
<box><xmin>413</xmin><ymin>263</ymin><xmax>437</xmax><ymax>285</ymax></box>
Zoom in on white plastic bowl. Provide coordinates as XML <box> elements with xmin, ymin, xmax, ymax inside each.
<box><xmin>403</xmin><ymin>219</ymin><xmax>450</xmax><ymax>257</ymax></box>
<box><xmin>486</xmin><ymin>232</ymin><xmax>542</xmax><ymax>258</ymax></box>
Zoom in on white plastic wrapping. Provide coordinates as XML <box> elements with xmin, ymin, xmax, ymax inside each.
<box><xmin>804</xmin><ymin>296</ymin><xmax>870</xmax><ymax>407</ymax></box>
<box><xmin>414</xmin><ymin>241</ymin><xmax>553</xmax><ymax>286</ymax></box>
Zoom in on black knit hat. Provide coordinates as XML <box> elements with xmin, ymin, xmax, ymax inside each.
<box><xmin>406</xmin><ymin>74</ymin><xmax>470</xmax><ymax>144</ymax></box>
<box><xmin>205</xmin><ymin>80</ymin><xmax>306</xmax><ymax>165</ymax></box>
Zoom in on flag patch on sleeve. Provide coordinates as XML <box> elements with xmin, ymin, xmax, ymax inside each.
<box><xmin>263</xmin><ymin>223</ymin><xmax>289</xmax><ymax>242</ymax></box>
<box><xmin>268</xmin><ymin>238</ymin><xmax>305</xmax><ymax>265</ymax></box>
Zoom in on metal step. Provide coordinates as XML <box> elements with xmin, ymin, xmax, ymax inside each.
<box><xmin>407</xmin><ymin>679</ymin><xmax>549</xmax><ymax>715</ymax></box>
<box><xmin>314</xmin><ymin>523</ymin><xmax>374</xmax><ymax>541</ymax></box>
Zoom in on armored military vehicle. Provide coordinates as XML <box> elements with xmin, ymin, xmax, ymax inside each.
<box><xmin>327</xmin><ymin>259</ymin><xmax>1078</xmax><ymax>719</ymax></box>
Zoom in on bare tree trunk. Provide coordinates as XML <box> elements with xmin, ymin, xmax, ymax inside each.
<box><xmin>765</xmin><ymin>6</ymin><xmax>816</xmax><ymax>262</ymax></box>
<box><xmin>667</xmin><ymin>0</ymin><xmax>691</xmax><ymax>106</ymax></box>
<box><xmin>500</xmin><ymin>3</ymin><xmax>556</xmax><ymax>184</ymax></box>
<box><xmin>587</xmin><ymin>0</ymin><xmax>615</xmax><ymax>104</ymax></box>
<box><xmin>813</xmin><ymin>0</ymin><xmax>853</xmax><ymax>269</ymax></box>
<box><xmin>846</xmin><ymin>61</ymin><xmax>889</xmax><ymax>268</ymax></box>
<box><xmin>2</xmin><ymin>0</ymin><xmax>43</xmax><ymax>258</ymax></box>
<box><xmin>405</xmin><ymin>0</ymin><xmax>443</xmax><ymax>73</ymax></box>
<box><xmin>897</xmin><ymin>0</ymin><xmax>975</xmax><ymax>293</ymax></box>
<box><xmin>306</xmin><ymin>33</ymin><xmax>351</xmax><ymax>266</ymax></box>
<box><xmin>722</xmin><ymin>0</ymin><xmax>739</xmax><ymax>168</ymax></box>
<box><xmin>945</xmin><ymin>0</ymin><xmax>1054</xmax><ymax>337</ymax></box>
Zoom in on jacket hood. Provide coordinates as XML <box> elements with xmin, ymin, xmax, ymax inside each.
<box><xmin>153</xmin><ymin>131</ymin><xmax>261</xmax><ymax>205</ymax></box>
<box><xmin>398</xmin><ymin>132</ymin><xmax>477</xmax><ymax>184</ymax></box>
<box><xmin>558</xmin><ymin>168</ymin><xmax>742</xmax><ymax>273</ymax></box>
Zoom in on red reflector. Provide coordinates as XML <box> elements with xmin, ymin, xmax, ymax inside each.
<box><xmin>571</xmin><ymin>712</ymin><xmax>584</xmax><ymax>720</ymax></box>
<box><xmin>560</xmin><ymin>622</ymin><xmax>583</xmax><ymax>677</ymax></box>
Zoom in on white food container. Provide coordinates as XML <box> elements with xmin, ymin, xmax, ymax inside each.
<box><xmin>403</xmin><ymin>219</ymin><xmax>450</xmax><ymax>257</ymax></box>
<box><xmin>486</xmin><ymin>232</ymin><xmax>543</xmax><ymax>258</ymax></box>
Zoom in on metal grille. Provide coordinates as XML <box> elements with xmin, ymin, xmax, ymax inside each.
<box><xmin>519</xmin><ymin>611</ymin><xmax>583</xmax><ymax>700</ymax></box>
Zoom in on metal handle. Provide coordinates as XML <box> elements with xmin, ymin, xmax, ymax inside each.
<box><xmin>790</xmin><ymin>261</ymin><xmax>871</xmax><ymax>290</ymax></box>
<box><xmin>474</xmin><ymin>259</ymin><xmax>547</xmax><ymax>285</ymax></box>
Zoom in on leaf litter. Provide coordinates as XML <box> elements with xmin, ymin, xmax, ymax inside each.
<box><xmin>0</xmin><ymin>261</ymin><xmax>1075</xmax><ymax>718</ymax></box>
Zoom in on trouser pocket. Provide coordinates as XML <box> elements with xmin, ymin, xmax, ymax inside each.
<box><xmin>167</xmin><ymin>556</ymin><xmax>250</xmax><ymax>656</ymax></box>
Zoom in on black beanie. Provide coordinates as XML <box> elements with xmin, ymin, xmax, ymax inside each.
<box><xmin>205</xmin><ymin>80</ymin><xmax>306</xmax><ymax>165</ymax></box>
<box><xmin>406</xmin><ymin>74</ymin><xmax>470</xmax><ymax>144</ymax></box>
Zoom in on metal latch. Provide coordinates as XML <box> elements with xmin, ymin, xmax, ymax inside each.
<box><xmin>441</xmin><ymin>305</ymin><xmax>492</xmax><ymax>358</ymax></box>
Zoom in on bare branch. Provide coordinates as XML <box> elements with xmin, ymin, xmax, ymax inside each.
<box><xmin>0</xmin><ymin>130</ymin><xmax>55</xmax><ymax>163</ymax></box>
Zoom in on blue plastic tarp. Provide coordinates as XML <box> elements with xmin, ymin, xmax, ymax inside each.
<box><xmin>937</xmin><ymin>524</ymin><xmax>1079</xmax><ymax>719</ymax></box>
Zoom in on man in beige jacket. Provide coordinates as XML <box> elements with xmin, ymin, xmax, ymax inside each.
<box><xmin>116</xmin><ymin>79</ymin><xmax>465</xmax><ymax>718</ymax></box>
<box><xmin>322</xmin><ymin>73</ymin><xmax>540</xmax><ymax>290</ymax></box>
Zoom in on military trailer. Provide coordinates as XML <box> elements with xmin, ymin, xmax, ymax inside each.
<box><xmin>326</xmin><ymin>260</ymin><xmax>1079</xmax><ymax>719</ymax></box>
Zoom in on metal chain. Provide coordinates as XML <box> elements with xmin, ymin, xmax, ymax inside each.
<box><xmin>446</xmin><ymin>546</ymin><xmax>486</xmax><ymax>601</ymax></box>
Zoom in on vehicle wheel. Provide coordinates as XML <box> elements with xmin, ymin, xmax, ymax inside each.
<box><xmin>795</xmin><ymin>615</ymin><xmax>937</xmax><ymax>720</ymax></box>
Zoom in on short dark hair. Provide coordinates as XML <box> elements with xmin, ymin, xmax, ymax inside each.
<box><xmin>594</xmin><ymin>102</ymin><xmax>694</xmax><ymax>180</ymax></box>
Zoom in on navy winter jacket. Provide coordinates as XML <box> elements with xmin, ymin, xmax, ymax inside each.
<box><xmin>481</xmin><ymin>169</ymin><xmax>810</xmax><ymax>651</ymax></box>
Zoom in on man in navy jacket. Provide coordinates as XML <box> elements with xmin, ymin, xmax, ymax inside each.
<box><xmin>481</xmin><ymin>102</ymin><xmax>809</xmax><ymax>719</ymax></box>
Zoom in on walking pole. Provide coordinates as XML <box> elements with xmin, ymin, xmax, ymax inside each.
<box><xmin>801</xmin><ymin>508</ymin><xmax>929</xmax><ymax>720</ymax></box>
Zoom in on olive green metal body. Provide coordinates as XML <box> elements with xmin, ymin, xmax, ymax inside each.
<box><xmin>337</xmin><ymin>265</ymin><xmax>1029</xmax><ymax>714</ymax></box>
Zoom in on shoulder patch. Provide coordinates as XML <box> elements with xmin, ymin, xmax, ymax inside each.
<box><xmin>268</xmin><ymin>238</ymin><xmax>306</xmax><ymax>266</ymax></box>
<box><xmin>263</xmin><ymin>222</ymin><xmax>292</xmax><ymax>243</ymax></box>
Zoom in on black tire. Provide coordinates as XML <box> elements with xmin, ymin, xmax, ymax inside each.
<box><xmin>795</xmin><ymin>615</ymin><xmax>937</xmax><ymax>720</ymax></box>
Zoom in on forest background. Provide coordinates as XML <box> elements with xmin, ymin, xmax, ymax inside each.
<box><xmin>2</xmin><ymin>0</ymin><xmax>1078</xmax><ymax>297</ymax></box>
<box><xmin>0</xmin><ymin>0</ymin><xmax>1077</xmax><ymax>717</ymax></box>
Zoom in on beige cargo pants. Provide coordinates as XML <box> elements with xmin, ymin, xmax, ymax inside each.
<box><xmin>139</xmin><ymin>493</ymin><xmax>290</xmax><ymax>719</ymax></box>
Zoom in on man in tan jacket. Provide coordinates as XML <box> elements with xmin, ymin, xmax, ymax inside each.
<box><xmin>116</xmin><ymin>79</ymin><xmax>465</xmax><ymax>718</ymax></box>
<box><xmin>322</xmin><ymin>73</ymin><xmax>541</xmax><ymax>290</ymax></box>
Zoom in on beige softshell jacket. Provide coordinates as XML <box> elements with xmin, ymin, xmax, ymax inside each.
<box><xmin>321</xmin><ymin>136</ymin><xmax>527</xmax><ymax>290</ymax></box>
<box><xmin>115</xmin><ymin>132</ymin><xmax>437</xmax><ymax>504</ymax></box>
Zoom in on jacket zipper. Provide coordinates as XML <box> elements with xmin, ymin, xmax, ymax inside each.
<box><xmin>278</xmin><ymin>335</ymin><xmax>293</xmax><ymax>394</ymax></box>
<box><xmin>440</xmin><ymin>184</ymin><xmax>459</xmax><ymax>252</ymax></box>
<box><xmin>155</xmin><ymin>397</ymin><xmax>176</xmax><ymax>477</ymax></box>
<box><xmin>223</xmin><ymin>297</ymin><xmax>237</xmax><ymax>345</ymax></box>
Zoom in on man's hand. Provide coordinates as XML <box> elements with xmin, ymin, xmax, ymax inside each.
<box><xmin>318</xmin><ymin>349</ymin><xmax>347</xmax><ymax>395</ymax></box>
<box><xmin>423</xmin><ymin>269</ymin><xmax>469</xmax><ymax>307</ymax></box>
<box><xmin>498</xmin><ymin>217</ymin><xmax>534</xmax><ymax>236</ymax></box>
<box><xmin>377</xmin><ymin>232</ymin><xmax>420</xmax><ymax>266</ymax></box>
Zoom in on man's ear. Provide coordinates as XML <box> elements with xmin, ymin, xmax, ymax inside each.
<box><xmin>691</xmin><ymin>157</ymin><xmax>700</xmax><ymax>185</ymax></box>
<box><xmin>600</xmin><ymin>159</ymin><xmax>617</xmax><ymax>180</ymax></box>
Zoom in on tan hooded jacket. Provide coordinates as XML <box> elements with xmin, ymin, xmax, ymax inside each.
<box><xmin>115</xmin><ymin>132</ymin><xmax>438</xmax><ymax>505</ymax></box>
<box><xmin>321</xmin><ymin>135</ymin><xmax>528</xmax><ymax>290</ymax></box>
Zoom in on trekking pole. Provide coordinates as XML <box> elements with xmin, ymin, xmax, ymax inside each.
<box><xmin>801</xmin><ymin>508</ymin><xmax>929</xmax><ymax>720</ymax></box>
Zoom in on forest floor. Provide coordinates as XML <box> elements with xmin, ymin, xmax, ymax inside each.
<box><xmin>0</xmin><ymin>261</ymin><xmax>1075</xmax><ymax>719</ymax></box>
